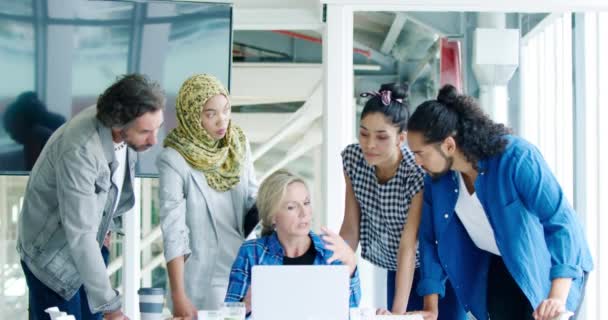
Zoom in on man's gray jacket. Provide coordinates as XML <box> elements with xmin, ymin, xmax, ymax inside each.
<box><xmin>17</xmin><ymin>105</ymin><xmax>136</xmax><ymax>313</ymax></box>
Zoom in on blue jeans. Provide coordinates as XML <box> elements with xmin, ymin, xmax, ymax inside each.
<box><xmin>487</xmin><ymin>255</ymin><xmax>589</xmax><ymax>320</ymax></box>
<box><xmin>387</xmin><ymin>268</ymin><xmax>467</xmax><ymax>320</ymax></box>
<box><xmin>22</xmin><ymin>246</ymin><xmax>110</xmax><ymax>320</ymax></box>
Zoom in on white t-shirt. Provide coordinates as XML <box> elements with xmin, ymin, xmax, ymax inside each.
<box><xmin>112</xmin><ymin>142</ymin><xmax>128</xmax><ymax>214</ymax></box>
<box><xmin>454</xmin><ymin>172</ymin><xmax>501</xmax><ymax>256</ymax></box>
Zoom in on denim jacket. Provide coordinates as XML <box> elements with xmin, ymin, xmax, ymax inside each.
<box><xmin>416</xmin><ymin>136</ymin><xmax>593</xmax><ymax>320</ymax></box>
<box><xmin>17</xmin><ymin>106</ymin><xmax>136</xmax><ymax>313</ymax></box>
<box><xmin>225</xmin><ymin>231</ymin><xmax>361</xmax><ymax>308</ymax></box>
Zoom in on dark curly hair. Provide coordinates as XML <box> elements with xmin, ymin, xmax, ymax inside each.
<box><xmin>96</xmin><ymin>74</ymin><xmax>165</xmax><ymax>128</ymax></box>
<box><xmin>407</xmin><ymin>84</ymin><xmax>511</xmax><ymax>164</ymax></box>
<box><xmin>360</xmin><ymin>82</ymin><xmax>410</xmax><ymax>132</ymax></box>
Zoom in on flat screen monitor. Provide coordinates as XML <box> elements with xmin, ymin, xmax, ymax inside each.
<box><xmin>0</xmin><ymin>0</ymin><xmax>232</xmax><ymax>176</ymax></box>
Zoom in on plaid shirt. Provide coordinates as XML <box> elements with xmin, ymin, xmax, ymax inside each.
<box><xmin>342</xmin><ymin>143</ymin><xmax>425</xmax><ymax>270</ymax></box>
<box><xmin>225</xmin><ymin>231</ymin><xmax>361</xmax><ymax>308</ymax></box>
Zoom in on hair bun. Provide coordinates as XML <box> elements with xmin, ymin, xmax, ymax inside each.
<box><xmin>379</xmin><ymin>82</ymin><xmax>409</xmax><ymax>100</ymax></box>
<box><xmin>437</xmin><ymin>84</ymin><xmax>459</xmax><ymax>106</ymax></box>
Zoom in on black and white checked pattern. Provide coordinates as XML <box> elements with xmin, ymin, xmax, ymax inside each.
<box><xmin>341</xmin><ymin>143</ymin><xmax>425</xmax><ymax>271</ymax></box>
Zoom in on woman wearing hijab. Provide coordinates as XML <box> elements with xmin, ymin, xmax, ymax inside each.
<box><xmin>157</xmin><ymin>74</ymin><xmax>257</xmax><ymax>317</ymax></box>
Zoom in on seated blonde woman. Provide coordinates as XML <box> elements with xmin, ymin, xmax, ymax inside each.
<box><xmin>225</xmin><ymin>169</ymin><xmax>361</xmax><ymax>311</ymax></box>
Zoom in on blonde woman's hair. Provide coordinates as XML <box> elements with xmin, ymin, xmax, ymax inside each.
<box><xmin>257</xmin><ymin>169</ymin><xmax>308</xmax><ymax>236</ymax></box>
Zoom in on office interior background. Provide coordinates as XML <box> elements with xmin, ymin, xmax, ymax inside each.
<box><xmin>0</xmin><ymin>0</ymin><xmax>607</xmax><ymax>319</ymax></box>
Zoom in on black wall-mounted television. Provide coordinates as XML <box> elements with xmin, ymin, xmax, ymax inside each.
<box><xmin>0</xmin><ymin>0</ymin><xmax>233</xmax><ymax>176</ymax></box>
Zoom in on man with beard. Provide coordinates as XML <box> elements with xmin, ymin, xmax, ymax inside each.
<box><xmin>405</xmin><ymin>84</ymin><xmax>592</xmax><ymax>320</ymax></box>
<box><xmin>17</xmin><ymin>74</ymin><xmax>165</xmax><ymax>320</ymax></box>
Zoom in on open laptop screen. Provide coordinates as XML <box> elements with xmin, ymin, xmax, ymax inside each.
<box><xmin>252</xmin><ymin>265</ymin><xmax>350</xmax><ymax>320</ymax></box>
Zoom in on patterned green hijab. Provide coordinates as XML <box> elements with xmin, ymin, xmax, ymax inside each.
<box><xmin>164</xmin><ymin>74</ymin><xmax>247</xmax><ymax>192</ymax></box>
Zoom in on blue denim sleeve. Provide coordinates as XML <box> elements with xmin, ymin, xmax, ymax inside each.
<box><xmin>416</xmin><ymin>177</ymin><xmax>447</xmax><ymax>298</ymax></box>
<box><xmin>225</xmin><ymin>243</ymin><xmax>253</xmax><ymax>302</ymax></box>
<box><xmin>326</xmin><ymin>252</ymin><xmax>361</xmax><ymax>307</ymax></box>
<box><xmin>349</xmin><ymin>267</ymin><xmax>362</xmax><ymax>308</ymax></box>
<box><xmin>511</xmin><ymin>142</ymin><xmax>586</xmax><ymax>279</ymax></box>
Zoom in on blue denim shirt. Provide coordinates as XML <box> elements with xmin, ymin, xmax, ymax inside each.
<box><xmin>225</xmin><ymin>231</ymin><xmax>361</xmax><ymax>308</ymax></box>
<box><xmin>416</xmin><ymin>136</ymin><xmax>593</xmax><ymax>320</ymax></box>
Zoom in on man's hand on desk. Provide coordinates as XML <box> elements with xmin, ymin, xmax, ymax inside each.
<box><xmin>376</xmin><ymin>308</ymin><xmax>392</xmax><ymax>315</ymax></box>
<box><xmin>405</xmin><ymin>310</ymin><xmax>438</xmax><ymax>320</ymax></box>
<box><xmin>103</xmin><ymin>309</ymin><xmax>130</xmax><ymax>320</ymax></box>
<box><xmin>374</xmin><ymin>308</ymin><xmax>437</xmax><ymax>320</ymax></box>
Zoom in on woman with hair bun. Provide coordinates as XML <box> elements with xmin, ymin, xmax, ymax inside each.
<box><xmin>339</xmin><ymin>83</ymin><xmax>465</xmax><ymax>318</ymax></box>
<box><xmin>406</xmin><ymin>84</ymin><xmax>593</xmax><ymax>320</ymax></box>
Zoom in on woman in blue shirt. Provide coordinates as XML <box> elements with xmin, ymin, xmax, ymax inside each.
<box><xmin>405</xmin><ymin>85</ymin><xmax>593</xmax><ymax>320</ymax></box>
<box><xmin>225</xmin><ymin>169</ymin><xmax>361</xmax><ymax>312</ymax></box>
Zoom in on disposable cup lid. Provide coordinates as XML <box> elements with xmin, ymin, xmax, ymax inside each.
<box><xmin>137</xmin><ymin>287</ymin><xmax>164</xmax><ymax>295</ymax></box>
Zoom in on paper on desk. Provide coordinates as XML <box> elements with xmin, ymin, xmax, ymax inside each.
<box><xmin>374</xmin><ymin>315</ymin><xmax>423</xmax><ymax>320</ymax></box>
<box><xmin>44</xmin><ymin>306</ymin><xmax>67</xmax><ymax>320</ymax></box>
<box><xmin>552</xmin><ymin>311</ymin><xmax>574</xmax><ymax>320</ymax></box>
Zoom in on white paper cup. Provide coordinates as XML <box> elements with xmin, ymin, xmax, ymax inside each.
<box><xmin>198</xmin><ymin>310</ymin><xmax>224</xmax><ymax>320</ymax></box>
<box><xmin>221</xmin><ymin>302</ymin><xmax>246</xmax><ymax>320</ymax></box>
<box><xmin>138</xmin><ymin>287</ymin><xmax>165</xmax><ymax>320</ymax></box>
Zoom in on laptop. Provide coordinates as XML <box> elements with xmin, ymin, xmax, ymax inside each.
<box><xmin>251</xmin><ymin>265</ymin><xmax>351</xmax><ymax>320</ymax></box>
